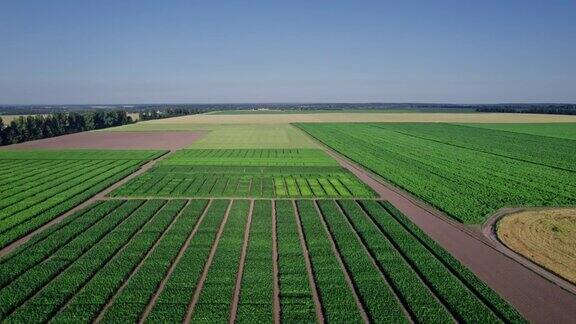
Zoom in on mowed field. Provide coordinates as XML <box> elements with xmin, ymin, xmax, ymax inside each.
<box><xmin>1</xmin><ymin>111</ymin><xmax>576</xmax><ymax>322</ymax></box>
<box><xmin>498</xmin><ymin>208</ymin><xmax>576</xmax><ymax>284</ymax></box>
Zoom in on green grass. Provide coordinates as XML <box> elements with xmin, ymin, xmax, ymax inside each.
<box><xmin>461</xmin><ymin>122</ymin><xmax>576</xmax><ymax>140</ymax></box>
<box><xmin>297</xmin><ymin>123</ymin><xmax>576</xmax><ymax>223</ymax></box>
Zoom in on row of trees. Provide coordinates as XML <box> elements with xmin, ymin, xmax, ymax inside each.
<box><xmin>139</xmin><ymin>107</ymin><xmax>205</xmax><ymax>121</ymax></box>
<box><xmin>0</xmin><ymin>111</ymin><xmax>133</xmax><ymax>146</ymax></box>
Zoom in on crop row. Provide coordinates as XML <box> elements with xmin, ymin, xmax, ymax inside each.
<box><xmin>235</xmin><ymin>200</ymin><xmax>274</xmax><ymax>322</ymax></box>
<box><xmin>0</xmin><ymin>149</ymin><xmax>164</xmax><ymax>161</ymax></box>
<box><xmin>112</xmin><ymin>172</ymin><xmax>373</xmax><ymax>198</ymax></box>
<box><xmin>190</xmin><ymin>200</ymin><xmax>250</xmax><ymax>322</ymax></box>
<box><xmin>0</xmin><ymin>200</ymin><xmax>147</xmax><ymax>319</ymax></box>
<box><xmin>0</xmin><ymin>199</ymin><xmax>523</xmax><ymax>322</ymax></box>
<box><xmin>9</xmin><ymin>200</ymin><xmax>186</xmax><ymax>323</ymax></box>
<box><xmin>370</xmin><ymin>123</ymin><xmax>576</xmax><ymax>172</ymax></box>
<box><xmin>160</xmin><ymin>148</ymin><xmax>338</xmax><ymax>167</ymax></box>
<box><xmin>0</xmin><ymin>160</ymin><xmax>145</xmax><ymax>249</ymax></box>
<box><xmin>142</xmin><ymin>200</ymin><xmax>230</xmax><ymax>322</ymax></box>
<box><xmin>296</xmin><ymin>123</ymin><xmax>576</xmax><ymax>223</ymax></box>
<box><xmin>275</xmin><ymin>200</ymin><xmax>317</xmax><ymax>322</ymax></box>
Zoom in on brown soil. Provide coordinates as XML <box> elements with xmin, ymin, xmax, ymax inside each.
<box><xmin>497</xmin><ymin>209</ymin><xmax>576</xmax><ymax>285</ymax></box>
<box><xmin>1</xmin><ymin>131</ymin><xmax>206</xmax><ymax>150</ymax></box>
<box><xmin>325</xmin><ymin>148</ymin><xmax>576</xmax><ymax>323</ymax></box>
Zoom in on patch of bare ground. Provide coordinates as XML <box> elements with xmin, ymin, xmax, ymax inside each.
<box><xmin>0</xmin><ymin>131</ymin><xmax>206</xmax><ymax>150</ymax></box>
<box><xmin>497</xmin><ymin>208</ymin><xmax>576</xmax><ymax>285</ymax></box>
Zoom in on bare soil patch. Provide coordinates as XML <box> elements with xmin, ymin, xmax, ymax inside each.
<box><xmin>1</xmin><ymin>131</ymin><xmax>206</xmax><ymax>150</ymax></box>
<box><xmin>497</xmin><ymin>208</ymin><xmax>576</xmax><ymax>284</ymax></box>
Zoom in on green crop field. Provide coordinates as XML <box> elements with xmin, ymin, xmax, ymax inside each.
<box><xmin>0</xmin><ymin>150</ymin><xmax>163</xmax><ymax>249</ymax></box>
<box><xmin>461</xmin><ymin>122</ymin><xmax>576</xmax><ymax>140</ymax></box>
<box><xmin>296</xmin><ymin>122</ymin><xmax>576</xmax><ymax>223</ymax></box>
<box><xmin>0</xmin><ymin>198</ymin><xmax>522</xmax><ymax>323</ymax></box>
<box><xmin>111</xmin><ymin>149</ymin><xmax>374</xmax><ymax>198</ymax></box>
<box><xmin>12</xmin><ymin>111</ymin><xmax>576</xmax><ymax>323</ymax></box>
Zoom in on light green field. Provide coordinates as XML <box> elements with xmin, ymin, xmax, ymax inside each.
<box><xmin>462</xmin><ymin>123</ymin><xmax>576</xmax><ymax>140</ymax></box>
<box><xmin>188</xmin><ymin>124</ymin><xmax>318</xmax><ymax>149</ymax></box>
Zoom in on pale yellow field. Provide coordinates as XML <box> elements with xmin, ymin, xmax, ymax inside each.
<box><xmin>139</xmin><ymin>112</ymin><xmax>576</xmax><ymax>125</ymax></box>
<box><xmin>0</xmin><ymin>115</ymin><xmax>46</xmax><ymax>123</ymax></box>
<box><xmin>498</xmin><ymin>208</ymin><xmax>576</xmax><ymax>284</ymax></box>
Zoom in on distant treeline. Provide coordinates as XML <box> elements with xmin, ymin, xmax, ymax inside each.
<box><xmin>0</xmin><ymin>111</ymin><xmax>132</xmax><ymax>146</ymax></box>
<box><xmin>475</xmin><ymin>104</ymin><xmax>576</xmax><ymax>115</ymax></box>
<box><xmin>2</xmin><ymin>102</ymin><xmax>576</xmax><ymax>115</ymax></box>
<box><xmin>139</xmin><ymin>107</ymin><xmax>205</xmax><ymax>121</ymax></box>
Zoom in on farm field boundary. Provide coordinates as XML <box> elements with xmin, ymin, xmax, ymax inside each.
<box><xmin>0</xmin><ymin>149</ymin><xmax>173</xmax><ymax>258</ymax></box>
<box><xmin>0</xmin><ymin>198</ymin><xmax>522</xmax><ymax>323</ymax></box>
<box><xmin>482</xmin><ymin>208</ymin><xmax>576</xmax><ymax>295</ymax></box>
<box><xmin>296</xmin><ymin>126</ymin><xmax>576</xmax><ymax>322</ymax></box>
<box><xmin>108</xmin><ymin>112</ymin><xmax>576</xmax><ymax>127</ymax></box>
<box><xmin>0</xmin><ymin>131</ymin><xmax>207</xmax><ymax>150</ymax></box>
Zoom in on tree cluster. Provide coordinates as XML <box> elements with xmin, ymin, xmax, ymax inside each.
<box><xmin>139</xmin><ymin>107</ymin><xmax>204</xmax><ymax>121</ymax></box>
<box><xmin>0</xmin><ymin>110</ymin><xmax>132</xmax><ymax>146</ymax></box>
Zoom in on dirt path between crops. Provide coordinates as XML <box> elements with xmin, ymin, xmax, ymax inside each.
<box><xmin>229</xmin><ymin>200</ymin><xmax>254</xmax><ymax>324</ymax></box>
<box><xmin>0</xmin><ymin>151</ymin><xmax>175</xmax><ymax>258</ymax></box>
<box><xmin>94</xmin><ymin>200</ymin><xmax>193</xmax><ymax>323</ymax></box>
<box><xmin>1</xmin><ymin>131</ymin><xmax>207</xmax><ymax>150</ymax></box>
<box><xmin>138</xmin><ymin>199</ymin><xmax>213</xmax><ymax>322</ymax></box>
<box><xmin>325</xmin><ymin>149</ymin><xmax>576</xmax><ymax>323</ymax></box>
<box><xmin>271</xmin><ymin>200</ymin><xmax>281</xmax><ymax>324</ymax></box>
<box><xmin>482</xmin><ymin>208</ymin><xmax>576</xmax><ymax>295</ymax></box>
<box><xmin>293</xmin><ymin>201</ymin><xmax>325</xmax><ymax>323</ymax></box>
<box><xmin>313</xmin><ymin>201</ymin><xmax>370</xmax><ymax>323</ymax></box>
<box><xmin>333</xmin><ymin>201</ymin><xmax>415</xmax><ymax>323</ymax></box>
<box><xmin>184</xmin><ymin>200</ymin><xmax>233</xmax><ymax>323</ymax></box>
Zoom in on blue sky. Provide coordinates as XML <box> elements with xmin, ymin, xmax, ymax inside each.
<box><xmin>1</xmin><ymin>0</ymin><xmax>575</xmax><ymax>104</ymax></box>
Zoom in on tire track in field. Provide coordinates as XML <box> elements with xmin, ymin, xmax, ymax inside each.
<box><xmin>183</xmin><ymin>200</ymin><xmax>234</xmax><ymax>323</ymax></box>
<box><xmin>311</xmin><ymin>200</ymin><xmax>369</xmax><ymax>323</ymax></box>
<box><xmin>332</xmin><ymin>200</ymin><xmax>416</xmax><ymax>323</ymax></box>
<box><xmin>271</xmin><ymin>200</ymin><xmax>281</xmax><ymax>324</ymax></box>
<box><xmin>138</xmin><ymin>199</ymin><xmax>214</xmax><ymax>323</ymax></box>
<box><xmin>91</xmin><ymin>199</ymin><xmax>197</xmax><ymax>323</ymax></box>
<box><xmin>0</xmin><ymin>151</ymin><xmax>172</xmax><ymax>258</ymax></box>
<box><xmin>50</xmin><ymin>200</ymin><xmax>182</xmax><ymax>322</ymax></box>
<box><xmin>228</xmin><ymin>200</ymin><xmax>254</xmax><ymax>324</ymax></box>
<box><xmin>292</xmin><ymin>200</ymin><xmax>324</xmax><ymax>324</ymax></box>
